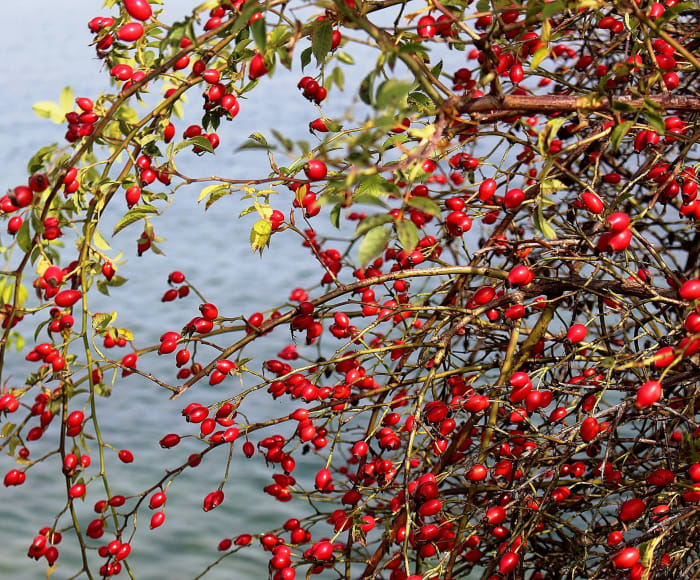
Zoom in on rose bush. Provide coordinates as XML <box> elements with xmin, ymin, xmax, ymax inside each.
<box><xmin>1</xmin><ymin>0</ymin><xmax>699</xmax><ymax>578</ymax></box>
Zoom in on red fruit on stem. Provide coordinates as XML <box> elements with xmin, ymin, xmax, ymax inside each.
<box><xmin>124</xmin><ymin>0</ymin><xmax>152</xmax><ymax>20</ymax></box>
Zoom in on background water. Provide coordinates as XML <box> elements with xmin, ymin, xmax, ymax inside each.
<box><xmin>1</xmin><ymin>1</ymin><xmax>340</xmax><ymax>578</ymax></box>
<box><xmin>0</xmin><ymin>2</ymin><xmax>474</xmax><ymax>578</ymax></box>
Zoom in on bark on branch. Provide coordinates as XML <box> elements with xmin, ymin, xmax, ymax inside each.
<box><xmin>456</xmin><ymin>93</ymin><xmax>700</xmax><ymax>115</ymax></box>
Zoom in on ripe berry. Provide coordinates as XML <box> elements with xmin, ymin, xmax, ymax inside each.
<box><xmin>613</xmin><ymin>547</ymin><xmax>640</xmax><ymax>569</ymax></box>
<box><xmin>124</xmin><ymin>0</ymin><xmax>152</xmax><ymax>20</ymax></box>
<box><xmin>118</xmin><ymin>22</ymin><xmax>145</xmax><ymax>42</ymax></box>
<box><xmin>118</xmin><ymin>449</ymin><xmax>134</xmax><ymax>463</ymax></box>
<box><xmin>636</xmin><ymin>380</ymin><xmax>661</xmax><ymax>408</ymax></box>
<box><xmin>417</xmin><ymin>15</ymin><xmax>436</xmax><ymax>38</ymax></box>
<box><xmin>249</xmin><ymin>53</ymin><xmax>268</xmax><ymax>79</ymax></box>
<box><xmin>567</xmin><ymin>324</ymin><xmax>587</xmax><ymax>343</ymax></box>
<box><xmin>304</xmin><ymin>159</ymin><xmax>328</xmax><ymax>181</ymax></box>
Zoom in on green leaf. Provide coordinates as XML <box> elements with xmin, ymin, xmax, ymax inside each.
<box><xmin>540</xmin><ymin>178</ymin><xmax>566</xmax><ymax>195</ymax></box>
<box><xmin>358</xmin><ymin>226</ymin><xmax>392</xmax><ymax>267</ymax></box>
<box><xmin>16</xmin><ymin>219</ymin><xmax>32</xmax><ymax>252</ymax></box>
<box><xmin>530</xmin><ymin>46</ymin><xmax>549</xmax><ymax>70</ymax></box>
<box><xmin>375</xmin><ymin>79</ymin><xmax>412</xmax><ymax>110</ymax></box>
<box><xmin>406</xmin><ymin>196</ymin><xmax>442</xmax><ymax>218</ymax></box>
<box><xmin>397</xmin><ymin>220</ymin><xmax>419</xmax><ymax>251</ymax></box>
<box><xmin>250</xmin><ymin>16</ymin><xmax>266</xmax><ymax>53</ymax></box>
<box><xmin>330</xmin><ymin>204</ymin><xmax>341</xmax><ymax>228</ymax></box>
<box><xmin>359</xmin><ymin>71</ymin><xmax>375</xmax><ymax>106</ymax></box>
<box><xmin>312</xmin><ymin>19</ymin><xmax>333</xmax><ymax>66</ymax></box>
<box><xmin>113</xmin><ymin>210</ymin><xmax>151</xmax><ymax>235</ymax></box>
<box><xmin>610</xmin><ymin>120</ymin><xmax>635</xmax><ymax>151</ymax></box>
<box><xmin>476</xmin><ymin>0</ymin><xmax>490</xmax><ymax>11</ymax></box>
<box><xmin>611</xmin><ymin>99</ymin><xmax>636</xmax><ymax>113</ymax></box>
<box><xmin>92</xmin><ymin>312</ymin><xmax>117</xmax><ymax>332</ymax></box>
<box><xmin>32</xmin><ymin>101</ymin><xmax>65</xmax><ymax>124</ymax></box>
<box><xmin>197</xmin><ymin>183</ymin><xmax>229</xmax><ymax>203</ymax></box>
<box><xmin>250</xmin><ymin>218</ymin><xmax>272</xmax><ymax>255</ymax></box>
<box><xmin>355</xmin><ymin>214</ymin><xmax>394</xmax><ymax>236</ymax></box>
<box><xmin>644</xmin><ymin>109</ymin><xmax>665</xmax><ymax>135</ymax></box>
<box><xmin>300</xmin><ymin>46</ymin><xmax>312</xmax><ymax>70</ymax></box>
<box><xmin>534</xmin><ymin>204</ymin><xmax>557</xmax><ymax>239</ymax></box>
<box><xmin>336</xmin><ymin>51</ymin><xmax>354</xmax><ymax>65</ymax></box>
<box><xmin>27</xmin><ymin>144</ymin><xmax>58</xmax><ymax>174</ymax></box>
<box><xmin>538</xmin><ymin>117</ymin><xmax>567</xmax><ymax>156</ymax></box>
<box><xmin>175</xmin><ymin>136</ymin><xmax>215</xmax><ymax>154</ymax></box>
<box><xmin>407</xmin><ymin>91</ymin><xmax>434</xmax><ymax>113</ymax></box>
<box><xmin>355</xmin><ymin>174</ymin><xmax>400</xmax><ymax>198</ymax></box>
<box><xmin>330</xmin><ymin>66</ymin><xmax>344</xmax><ymax>91</ymax></box>
<box><xmin>93</xmin><ymin>227</ymin><xmax>111</xmax><ymax>251</ymax></box>
<box><xmin>232</xmin><ymin>1</ymin><xmax>263</xmax><ymax>38</ymax></box>
<box><xmin>541</xmin><ymin>0</ymin><xmax>564</xmax><ymax>18</ymax></box>
<box><xmin>59</xmin><ymin>86</ymin><xmax>74</xmax><ymax>114</ymax></box>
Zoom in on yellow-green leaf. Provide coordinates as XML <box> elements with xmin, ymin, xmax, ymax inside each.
<box><xmin>33</xmin><ymin>101</ymin><xmax>65</xmax><ymax>124</ymax></box>
<box><xmin>250</xmin><ymin>219</ymin><xmax>272</xmax><ymax>255</ymax></box>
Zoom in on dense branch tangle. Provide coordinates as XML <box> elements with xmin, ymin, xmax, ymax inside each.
<box><xmin>0</xmin><ymin>1</ymin><xmax>699</xmax><ymax>580</ymax></box>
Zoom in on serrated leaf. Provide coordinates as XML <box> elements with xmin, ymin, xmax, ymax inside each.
<box><xmin>312</xmin><ymin>19</ymin><xmax>333</xmax><ymax>66</ymax></box>
<box><xmin>32</xmin><ymin>101</ymin><xmax>65</xmax><ymax>124</ymax></box>
<box><xmin>250</xmin><ymin>218</ymin><xmax>272</xmax><ymax>255</ymax></box>
<box><xmin>92</xmin><ymin>312</ymin><xmax>117</xmax><ymax>332</ymax></box>
<box><xmin>198</xmin><ymin>183</ymin><xmax>229</xmax><ymax>203</ymax></box>
<box><xmin>611</xmin><ymin>120</ymin><xmax>635</xmax><ymax>151</ymax></box>
<box><xmin>250</xmin><ymin>16</ymin><xmax>266</xmax><ymax>53</ymax></box>
<box><xmin>175</xmin><ymin>136</ymin><xmax>215</xmax><ymax>154</ymax></box>
<box><xmin>397</xmin><ymin>220</ymin><xmax>419</xmax><ymax>251</ymax></box>
<box><xmin>644</xmin><ymin>110</ymin><xmax>665</xmax><ymax>135</ymax></box>
<box><xmin>375</xmin><ymin>79</ymin><xmax>412</xmax><ymax>110</ymax></box>
<box><xmin>59</xmin><ymin>86</ymin><xmax>74</xmax><ymax>114</ymax></box>
<box><xmin>113</xmin><ymin>211</ymin><xmax>150</xmax><ymax>235</ymax></box>
<box><xmin>355</xmin><ymin>174</ymin><xmax>400</xmax><ymax>198</ymax></box>
<box><xmin>93</xmin><ymin>227</ymin><xmax>111</xmax><ymax>251</ymax></box>
<box><xmin>116</xmin><ymin>328</ymin><xmax>133</xmax><ymax>341</ymax></box>
<box><xmin>358</xmin><ymin>226</ymin><xmax>392</xmax><ymax>267</ymax></box>
<box><xmin>407</xmin><ymin>91</ymin><xmax>434</xmax><ymax>113</ymax></box>
<box><xmin>356</xmin><ymin>214</ymin><xmax>395</xmax><ymax>236</ymax></box>
<box><xmin>540</xmin><ymin>178</ymin><xmax>566</xmax><ymax>195</ymax></box>
<box><xmin>406</xmin><ymin>196</ymin><xmax>442</xmax><ymax>218</ymax></box>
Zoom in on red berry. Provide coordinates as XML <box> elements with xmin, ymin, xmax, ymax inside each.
<box><xmin>304</xmin><ymin>159</ymin><xmax>328</xmax><ymax>181</ymax></box>
<box><xmin>118</xmin><ymin>22</ymin><xmax>145</xmax><ymax>42</ymax></box>
<box><xmin>613</xmin><ymin>547</ymin><xmax>640</xmax><ymax>569</ymax></box>
<box><xmin>124</xmin><ymin>0</ymin><xmax>152</xmax><ymax>20</ymax></box>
